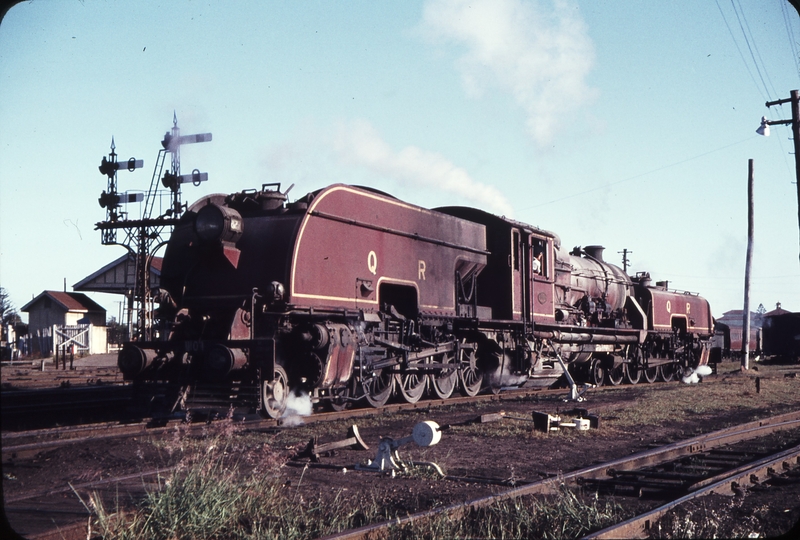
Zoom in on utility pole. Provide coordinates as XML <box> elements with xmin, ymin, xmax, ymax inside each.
<box><xmin>742</xmin><ymin>159</ymin><xmax>754</xmax><ymax>371</ymax></box>
<box><xmin>618</xmin><ymin>249</ymin><xmax>632</xmax><ymax>272</ymax></box>
<box><xmin>760</xmin><ymin>90</ymin><xmax>800</xmax><ymax>265</ymax></box>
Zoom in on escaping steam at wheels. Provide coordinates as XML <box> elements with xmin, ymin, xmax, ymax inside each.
<box><xmin>98</xmin><ymin>121</ymin><xmax>715</xmax><ymax>418</ymax></box>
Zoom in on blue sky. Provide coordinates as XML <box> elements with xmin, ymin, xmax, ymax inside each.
<box><xmin>1</xmin><ymin>0</ymin><xmax>799</xmax><ymax>321</ymax></box>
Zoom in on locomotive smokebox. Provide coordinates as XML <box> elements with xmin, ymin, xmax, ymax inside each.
<box><xmin>584</xmin><ymin>245</ymin><xmax>605</xmax><ymax>262</ymax></box>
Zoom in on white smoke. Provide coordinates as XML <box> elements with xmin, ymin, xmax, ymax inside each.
<box><xmin>419</xmin><ymin>0</ymin><xmax>597</xmax><ymax>146</ymax></box>
<box><xmin>333</xmin><ymin>118</ymin><xmax>514</xmax><ymax>216</ymax></box>
<box><xmin>681</xmin><ymin>370</ymin><xmax>699</xmax><ymax>384</ymax></box>
<box><xmin>695</xmin><ymin>365</ymin><xmax>713</xmax><ymax>377</ymax></box>
<box><xmin>281</xmin><ymin>390</ymin><xmax>313</xmax><ymax>426</ymax></box>
<box><xmin>681</xmin><ymin>365</ymin><xmax>712</xmax><ymax>385</ymax></box>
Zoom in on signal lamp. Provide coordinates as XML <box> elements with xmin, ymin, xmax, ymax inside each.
<box><xmin>99</xmin><ymin>190</ymin><xmax>121</xmax><ymax>208</ymax></box>
<box><xmin>99</xmin><ymin>157</ymin><xmax>116</xmax><ymax>177</ymax></box>
<box><xmin>161</xmin><ymin>132</ymin><xmax>173</xmax><ymax>150</ymax></box>
<box><xmin>162</xmin><ymin>172</ymin><xmax>179</xmax><ymax>191</ymax></box>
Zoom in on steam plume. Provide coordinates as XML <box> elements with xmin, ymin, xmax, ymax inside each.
<box><xmin>420</xmin><ymin>0</ymin><xmax>597</xmax><ymax>146</ymax></box>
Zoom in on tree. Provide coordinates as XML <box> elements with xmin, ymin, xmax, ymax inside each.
<box><xmin>0</xmin><ymin>287</ymin><xmax>21</xmax><ymax>324</ymax></box>
<box><xmin>1</xmin><ymin>287</ymin><xmax>22</xmax><ymax>344</ymax></box>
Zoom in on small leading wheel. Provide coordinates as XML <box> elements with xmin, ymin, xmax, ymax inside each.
<box><xmin>459</xmin><ymin>347</ymin><xmax>482</xmax><ymax>397</ymax></box>
<box><xmin>607</xmin><ymin>363</ymin><xmax>625</xmax><ymax>386</ymax></box>
<box><xmin>260</xmin><ymin>365</ymin><xmax>288</xmax><ymax>419</ymax></box>
<box><xmin>643</xmin><ymin>364</ymin><xmax>658</xmax><ymax>383</ymax></box>
<box><xmin>659</xmin><ymin>363</ymin><xmax>677</xmax><ymax>382</ymax></box>
<box><xmin>625</xmin><ymin>363</ymin><xmax>642</xmax><ymax>385</ymax></box>
<box><xmin>589</xmin><ymin>358</ymin><xmax>605</xmax><ymax>386</ymax></box>
<box><xmin>429</xmin><ymin>352</ymin><xmax>458</xmax><ymax>400</ymax></box>
<box><xmin>396</xmin><ymin>362</ymin><xmax>426</xmax><ymax>404</ymax></box>
<box><xmin>363</xmin><ymin>368</ymin><xmax>394</xmax><ymax>408</ymax></box>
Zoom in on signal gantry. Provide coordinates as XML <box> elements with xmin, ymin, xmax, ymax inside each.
<box><xmin>95</xmin><ymin>114</ymin><xmax>212</xmax><ymax>340</ymax></box>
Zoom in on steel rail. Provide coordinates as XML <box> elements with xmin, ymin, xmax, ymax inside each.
<box><xmin>1</xmin><ymin>385</ymin><xmax>564</xmax><ymax>461</ymax></box>
<box><xmin>584</xmin><ymin>444</ymin><xmax>800</xmax><ymax>539</ymax></box>
<box><xmin>320</xmin><ymin>409</ymin><xmax>800</xmax><ymax>540</ymax></box>
<box><xmin>0</xmin><ymin>372</ymin><xmax>764</xmax><ymax>462</ymax></box>
<box><xmin>4</xmin><ymin>466</ymin><xmax>176</xmax><ymax>505</ymax></box>
<box><xmin>1</xmin><ymin>420</ymin><xmax>182</xmax><ymax>461</ymax></box>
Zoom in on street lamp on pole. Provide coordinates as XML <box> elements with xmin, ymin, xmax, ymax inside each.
<box><xmin>757</xmin><ymin>89</ymin><xmax>800</xmax><ymax>266</ymax></box>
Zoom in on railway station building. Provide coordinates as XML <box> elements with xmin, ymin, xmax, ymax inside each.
<box><xmin>21</xmin><ymin>291</ymin><xmax>107</xmax><ymax>356</ymax></box>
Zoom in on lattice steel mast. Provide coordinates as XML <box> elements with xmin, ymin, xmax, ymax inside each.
<box><xmin>95</xmin><ymin>114</ymin><xmax>211</xmax><ymax>341</ymax></box>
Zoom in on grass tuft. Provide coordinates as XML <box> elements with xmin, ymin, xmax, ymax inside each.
<box><xmin>90</xmin><ymin>414</ymin><xmax>389</xmax><ymax>539</ymax></box>
<box><xmin>390</xmin><ymin>486</ymin><xmax>625</xmax><ymax>540</ymax></box>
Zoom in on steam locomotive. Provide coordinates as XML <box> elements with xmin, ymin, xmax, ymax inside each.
<box><xmin>118</xmin><ymin>183</ymin><xmax>714</xmax><ymax>417</ymax></box>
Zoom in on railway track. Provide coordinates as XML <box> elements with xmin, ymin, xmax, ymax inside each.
<box><xmin>585</xmin><ymin>445</ymin><xmax>800</xmax><ymax>538</ymax></box>
<box><xmin>0</xmin><ymin>385</ymin><xmax>137</xmax><ymax>431</ymax></box>
<box><xmin>322</xmin><ymin>409</ymin><xmax>800</xmax><ymax>540</ymax></box>
<box><xmin>6</xmin><ymin>405</ymin><xmax>799</xmax><ymax>540</ymax></box>
<box><xmin>0</xmin><ymin>383</ymin><xmax>580</xmax><ymax>463</ymax></box>
<box><xmin>2</xmin><ymin>357</ymin><xmax>778</xmax><ymax>434</ymax></box>
<box><xmin>1</xmin><ymin>361</ymin><xmax>123</xmax><ymax>390</ymax></box>
<box><xmin>2</xmin><ymin>370</ymin><xmax>752</xmax><ymax>462</ymax></box>
<box><xmin>3</xmin><ymin>357</ymin><xmax>693</xmax><ymax>435</ymax></box>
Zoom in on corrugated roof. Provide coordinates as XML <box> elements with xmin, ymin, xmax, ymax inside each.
<box><xmin>21</xmin><ymin>291</ymin><xmax>106</xmax><ymax>313</ymax></box>
<box><xmin>764</xmin><ymin>307</ymin><xmax>793</xmax><ymax>317</ymax></box>
<box><xmin>73</xmin><ymin>253</ymin><xmax>162</xmax><ymax>291</ymax></box>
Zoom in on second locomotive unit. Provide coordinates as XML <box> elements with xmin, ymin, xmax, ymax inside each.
<box><xmin>119</xmin><ymin>183</ymin><xmax>714</xmax><ymax>417</ymax></box>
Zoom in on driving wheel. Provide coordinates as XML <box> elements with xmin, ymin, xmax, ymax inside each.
<box><xmin>459</xmin><ymin>347</ymin><xmax>482</xmax><ymax>397</ymax></box>
<box><xmin>607</xmin><ymin>362</ymin><xmax>624</xmax><ymax>386</ymax></box>
<box><xmin>396</xmin><ymin>361</ymin><xmax>426</xmax><ymax>404</ymax></box>
<box><xmin>430</xmin><ymin>352</ymin><xmax>458</xmax><ymax>399</ymax></box>
<box><xmin>363</xmin><ymin>368</ymin><xmax>394</xmax><ymax>408</ymax></box>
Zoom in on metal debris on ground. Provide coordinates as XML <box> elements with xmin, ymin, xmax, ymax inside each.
<box><xmin>293</xmin><ymin>424</ymin><xmax>369</xmax><ymax>462</ymax></box>
<box><xmin>532</xmin><ymin>409</ymin><xmax>599</xmax><ymax>432</ymax></box>
<box><xmin>357</xmin><ymin>421</ymin><xmax>444</xmax><ymax>476</ymax></box>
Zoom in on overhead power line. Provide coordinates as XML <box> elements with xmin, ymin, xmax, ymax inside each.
<box><xmin>521</xmin><ymin>136</ymin><xmax>754</xmax><ymax>210</ymax></box>
<box><xmin>730</xmin><ymin>0</ymin><xmax>775</xmax><ymax>99</ymax></box>
<box><xmin>780</xmin><ymin>0</ymin><xmax>800</xmax><ymax>80</ymax></box>
<box><xmin>715</xmin><ymin>0</ymin><xmax>766</xmax><ymax>100</ymax></box>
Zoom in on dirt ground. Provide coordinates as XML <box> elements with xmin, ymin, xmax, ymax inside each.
<box><xmin>2</xmin><ymin>359</ymin><xmax>800</xmax><ymax>538</ymax></box>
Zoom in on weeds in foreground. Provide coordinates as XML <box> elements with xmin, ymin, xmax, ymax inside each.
<box><xmin>392</xmin><ymin>486</ymin><xmax>625</xmax><ymax>540</ymax></box>
<box><xmin>88</xmin><ymin>414</ymin><xmax>387</xmax><ymax>539</ymax></box>
<box><xmin>650</xmin><ymin>495</ymin><xmax>780</xmax><ymax>539</ymax></box>
<box><xmin>87</xmin><ymin>410</ymin><xmax>625</xmax><ymax>540</ymax></box>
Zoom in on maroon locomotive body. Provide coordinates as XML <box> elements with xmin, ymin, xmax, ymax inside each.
<box><xmin>120</xmin><ymin>183</ymin><xmax>714</xmax><ymax>417</ymax></box>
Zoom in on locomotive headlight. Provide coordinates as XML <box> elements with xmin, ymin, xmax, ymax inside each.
<box><xmin>194</xmin><ymin>203</ymin><xmax>244</xmax><ymax>244</ymax></box>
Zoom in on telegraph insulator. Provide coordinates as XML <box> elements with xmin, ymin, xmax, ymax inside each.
<box><xmin>99</xmin><ymin>190</ymin><xmax>121</xmax><ymax>209</ymax></box>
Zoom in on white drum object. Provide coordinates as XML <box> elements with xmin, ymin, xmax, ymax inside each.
<box><xmin>412</xmin><ymin>421</ymin><xmax>441</xmax><ymax>447</ymax></box>
<box><xmin>573</xmin><ymin>418</ymin><xmax>590</xmax><ymax>430</ymax></box>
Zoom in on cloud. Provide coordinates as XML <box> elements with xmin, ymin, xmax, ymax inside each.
<box><xmin>333</xmin><ymin>118</ymin><xmax>514</xmax><ymax>216</ymax></box>
<box><xmin>420</xmin><ymin>0</ymin><xmax>596</xmax><ymax>145</ymax></box>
